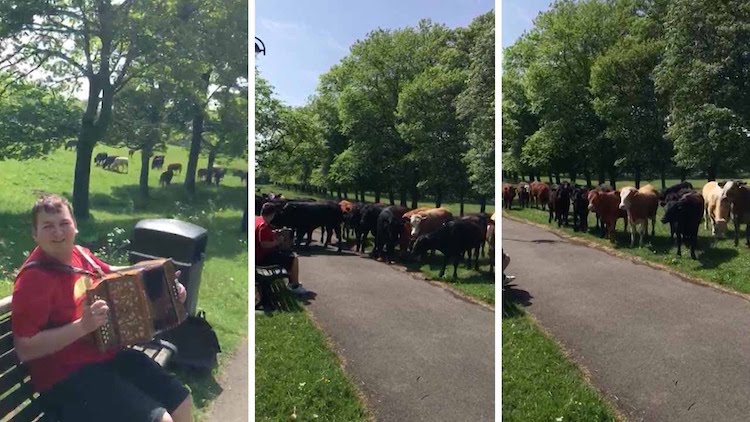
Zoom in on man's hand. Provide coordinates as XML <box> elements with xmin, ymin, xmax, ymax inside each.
<box><xmin>81</xmin><ymin>300</ymin><xmax>109</xmax><ymax>333</ymax></box>
<box><xmin>175</xmin><ymin>270</ymin><xmax>187</xmax><ymax>304</ymax></box>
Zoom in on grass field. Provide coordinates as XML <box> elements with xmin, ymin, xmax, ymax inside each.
<box><xmin>0</xmin><ymin>144</ymin><xmax>248</xmax><ymax>421</ymax></box>
<box><xmin>502</xmin><ymin>302</ymin><xmax>619</xmax><ymax>422</ymax></box>
<box><xmin>256</xmin><ymin>183</ymin><xmax>496</xmax><ymax>304</ymax></box>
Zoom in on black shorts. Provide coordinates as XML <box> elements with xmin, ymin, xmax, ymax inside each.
<box><xmin>39</xmin><ymin>349</ymin><xmax>190</xmax><ymax>422</ymax></box>
<box><xmin>258</xmin><ymin>250</ymin><xmax>295</xmax><ymax>270</ymax></box>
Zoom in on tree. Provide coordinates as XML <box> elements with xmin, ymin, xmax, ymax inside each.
<box><xmin>202</xmin><ymin>87</ymin><xmax>248</xmax><ymax>183</ymax></box>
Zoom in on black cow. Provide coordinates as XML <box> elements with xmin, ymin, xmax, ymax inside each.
<box><xmin>572</xmin><ymin>186</ymin><xmax>589</xmax><ymax>232</ymax></box>
<box><xmin>159</xmin><ymin>170</ymin><xmax>174</xmax><ymax>187</ymax></box>
<box><xmin>151</xmin><ymin>155</ymin><xmax>165</xmax><ymax>170</ymax></box>
<box><xmin>357</xmin><ymin>203</ymin><xmax>387</xmax><ymax>254</ymax></box>
<box><xmin>460</xmin><ymin>213</ymin><xmax>488</xmax><ymax>257</ymax></box>
<box><xmin>660</xmin><ymin>181</ymin><xmax>695</xmax><ymax>242</ymax></box>
<box><xmin>518</xmin><ymin>183</ymin><xmax>531</xmax><ymax>208</ymax></box>
<box><xmin>661</xmin><ymin>191</ymin><xmax>704</xmax><ymax>259</ymax></box>
<box><xmin>343</xmin><ymin>202</ymin><xmax>365</xmax><ymax>241</ymax></box>
<box><xmin>272</xmin><ymin>201</ymin><xmax>343</xmax><ymax>252</ymax></box>
<box><xmin>549</xmin><ymin>182</ymin><xmax>572</xmax><ymax>227</ymax></box>
<box><xmin>373</xmin><ymin>205</ymin><xmax>409</xmax><ymax>263</ymax></box>
<box><xmin>730</xmin><ymin>182</ymin><xmax>750</xmax><ymax>247</ymax></box>
<box><xmin>412</xmin><ymin>219</ymin><xmax>485</xmax><ymax>279</ymax></box>
<box><xmin>93</xmin><ymin>152</ymin><xmax>108</xmax><ymax>166</ymax></box>
<box><xmin>102</xmin><ymin>156</ymin><xmax>117</xmax><ymax>169</ymax></box>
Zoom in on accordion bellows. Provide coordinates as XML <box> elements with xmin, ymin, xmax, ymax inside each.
<box><xmin>86</xmin><ymin>259</ymin><xmax>188</xmax><ymax>351</ymax></box>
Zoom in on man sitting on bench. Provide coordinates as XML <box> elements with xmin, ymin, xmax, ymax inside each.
<box><xmin>256</xmin><ymin>202</ymin><xmax>307</xmax><ymax>294</ymax></box>
<box><xmin>12</xmin><ymin>194</ymin><xmax>192</xmax><ymax>422</ymax></box>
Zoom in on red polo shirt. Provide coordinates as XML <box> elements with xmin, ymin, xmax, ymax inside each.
<box><xmin>12</xmin><ymin>246</ymin><xmax>116</xmax><ymax>392</ymax></box>
<box><xmin>255</xmin><ymin>216</ymin><xmax>276</xmax><ymax>263</ymax></box>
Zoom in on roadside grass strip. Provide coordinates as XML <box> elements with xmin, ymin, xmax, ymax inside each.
<box><xmin>502</xmin><ymin>302</ymin><xmax>619</xmax><ymax>422</ymax></box>
<box><xmin>255</xmin><ymin>310</ymin><xmax>370</xmax><ymax>421</ymax></box>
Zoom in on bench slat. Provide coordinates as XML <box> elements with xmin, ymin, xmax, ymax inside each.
<box><xmin>0</xmin><ymin>366</ymin><xmax>30</xmax><ymax>395</ymax></box>
<box><xmin>0</xmin><ymin>334</ymin><xmax>14</xmax><ymax>358</ymax></box>
<box><xmin>0</xmin><ymin>382</ymin><xmax>36</xmax><ymax>420</ymax></box>
<box><xmin>8</xmin><ymin>397</ymin><xmax>44</xmax><ymax>422</ymax></box>
<box><xmin>0</xmin><ymin>350</ymin><xmax>20</xmax><ymax>375</ymax></box>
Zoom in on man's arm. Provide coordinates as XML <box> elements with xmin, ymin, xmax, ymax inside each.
<box><xmin>14</xmin><ymin>300</ymin><xmax>109</xmax><ymax>362</ymax></box>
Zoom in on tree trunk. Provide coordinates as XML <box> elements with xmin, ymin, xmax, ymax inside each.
<box><xmin>184</xmin><ymin>72</ymin><xmax>211</xmax><ymax>195</ymax></box>
<box><xmin>680</xmin><ymin>168</ymin><xmax>688</xmax><ymax>182</ymax></box>
<box><xmin>459</xmin><ymin>189</ymin><xmax>465</xmax><ymax>216</ymax></box>
<box><xmin>139</xmin><ymin>144</ymin><xmax>153</xmax><ymax>200</ymax></box>
<box><xmin>660</xmin><ymin>168</ymin><xmax>666</xmax><ymax>190</ymax></box>
<box><xmin>72</xmin><ymin>128</ymin><xmax>96</xmax><ymax>219</ymax></box>
<box><xmin>548</xmin><ymin>173</ymin><xmax>554</xmax><ymax>183</ymax></box>
<box><xmin>555</xmin><ymin>173</ymin><xmax>561</xmax><ymax>184</ymax></box>
<box><xmin>374</xmin><ymin>191</ymin><xmax>380</xmax><ymax>203</ymax></box>
<box><xmin>584</xmin><ymin>170</ymin><xmax>592</xmax><ymax>188</ymax></box>
<box><xmin>569</xmin><ymin>171</ymin><xmax>576</xmax><ymax>184</ymax></box>
<box><xmin>388</xmin><ymin>191</ymin><xmax>395</xmax><ymax>205</ymax></box>
<box><xmin>399</xmin><ymin>190</ymin><xmax>407</xmax><ymax>207</ymax></box>
<box><xmin>634</xmin><ymin>167</ymin><xmax>641</xmax><ymax>189</ymax></box>
<box><xmin>435</xmin><ymin>188</ymin><xmax>443</xmax><ymax>208</ymax></box>
<box><xmin>707</xmin><ymin>165</ymin><xmax>717</xmax><ymax>181</ymax></box>
<box><xmin>411</xmin><ymin>186</ymin><xmax>419</xmax><ymax>210</ymax></box>
<box><xmin>479</xmin><ymin>195</ymin><xmax>487</xmax><ymax>214</ymax></box>
<box><xmin>206</xmin><ymin>149</ymin><xmax>217</xmax><ymax>184</ymax></box>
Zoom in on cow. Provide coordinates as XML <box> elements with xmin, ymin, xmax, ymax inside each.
<box><xmin>197</xmin><ymin>168</ymin><xmax>208</xmax><ymax>180</ymax></box>
<box><xmin>518</xmin><ymin>183</ymin><xmax>531</xmax><ymax>208</ymax></box>
<box><xmin>108</xmin><ymin>157</ymin><xmax>129</xmax><ymax>173</ymax></box>
<box><xmin>151</xmin><ymin>155</ymin><xmax>165</xmax><ymax>170</ymax></box>
<box><xmin>571</xmin><ymin>186</ymin><xmax>589</xmax><ymax>232</ymax></box>
<box><xmin>660</xmin><ymin>182</ymin><xmax>695</xmax><ymax>242</ymax></box>
<box><xmin>619</xmin><ymin>184</ymin><xmax>659</xmax><ymax>247</ymax></box>
<box><xmin>94</xmin><ymin>152</ymin><xmax>108</xmax><ymax>167</ymax></box>
<box><xmin>703</xmin><ymin>181</ymin><xmax>732</xmax><ymax>237</ymax></box>
<box><xmin>128</xmin><ymin>148</ymin><xmax>137</xmax><ymax>157</ymax></box>
<box><xmin>159</xmin><ymin>170</ymin><xmax>174</xmax><ymax>187</ymax></box>
<box><xmin>102</xmin><ymin>156</ymin><xmax>117</xmax><ymax>169</ymax></box>
<box><xmin>460</xmin><ymin>213</ymin><xmax>489</xmax><ymax>257</ymax></box>
<box><xmin>271</xmin><ymin>201</ymin><xmax>343</xmax><ymax>252</ymax></box>
<box><xmin>661</xmin><ymin>191</ymin><xmax>704</xmax><ymax>259</ymax></box>
<box><xmin>373</xmin><ymin>206</ymin><xmax>409</xmax><ymax>263</ymax></box>
<box><xmin>167</xmin><ymin>163</ymin><xmax>182</xmax><ymax>174</ymax></box>
<box><xmin>548</xmin><ymin>182</ymin><xmax>572</xmax><ymax>227</ymax></box>
<box><xmin>357</xmin><ymin>203</ymin><xmax>387</xmax><ymax>254</ymax></box>
<box><xmin>399</xmin><ymin>207</ymin><xmax>432</xmax><ymax>254</ymax></box>
<box><xmin>210</xmin><ymin>167</ymin><xmax>226</xmax><ymax>185</ymax></box>
<box><xmin>407</xmin><ymin>207</ymin><xmax>453</xmax><ymax>256</ymax></box>
<box><xmin>729</xmin><ymin>182</ymin><xmax>750</xmax><ymax>247</ymax></box>
<box><xmin>588</xmin><ymin>189</ymin><xmax>625</xmax><ymax>242</ymax></box>
<box><xmin>64</xmin><ymin>140</ymin><xmax>77</xmax><ymax>151</ymax></box>
<box><xmin>530</xmin><ymin>181</ymin><xmax>551</xmax><ymax>210</ymax></box>
<box><xmin>343</xmin><ymin>202</ymin><xmax>366</xmax><ymax>244</ymax></box>
<box><xmin>233</xmin><ymin>169</ymin><xmax>249</xmax><ymax>184</ymax></box>
<box><xmin>412</xmin><ymin>219</ymin><xmax>485</xmax><ymax>279</ymax></box>
<box><xmin>502</xmin><ymin>184</ymin><xmax>517</xmax><ymax>210</ymax></box>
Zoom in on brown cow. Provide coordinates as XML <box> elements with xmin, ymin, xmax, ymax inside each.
<box><xmin>410</xmin><ymin>208</ymin><xmax>453</xmax><ymax>239</ymax></box>
<box><xmin>502</xmin><ymin>183</ymin><xmax>517</xmax><ymax>210</ymax></box>
<box><xmin>399</xmin><ymin>207</ymin><xmax>432</xmax><ymax>252</ymax></box>
<box><xmin>588</xmin><ymin>189</ymin><xmax>625</xmax><ymax>242</ymax></box>
<box><xmin>167</xmin><ymin>163</ymin><xmax>182</xmax><ymax>174</ymax></box>
<box><xmin>530</xmin><ymin>181</ymin><xmax>551</xmax><ymax>210</ymax></box>
<box><xmin>619</xmin><ymin>184</ymin><xmax>659</xmax><ymax>247</ymax></box>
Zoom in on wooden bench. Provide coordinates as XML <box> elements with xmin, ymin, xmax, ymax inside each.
<box><xmin>0</xmin><ymin>295</ymin><xmax>175</xmax><ymax>421</ymax></box>
<box><xmin>255</xmin><ymin>265</ymin><xmax>289</xmax><ymax>311</ymax></box>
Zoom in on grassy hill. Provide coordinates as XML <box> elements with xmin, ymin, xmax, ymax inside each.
<box><xmin>0</xmin><ymin>144</ymin><xmax>248</xmax><ymax>421</ymax></box>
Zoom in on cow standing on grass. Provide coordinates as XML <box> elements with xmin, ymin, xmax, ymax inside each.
<box><xmin>571</xmin><ymin>186</ymin><xmax>589</xmax><ymax>232</ymax></box>
<box><xmin>588</xmin><ymin>189</ymin><xmax>625</xmax><ymax>242</ymax></box>
<box><xmin>728</xmin><ymin>181</ymin><xmax>750</xmax><ymax>247</ymax></box>
<box><xmin>661</xmin><ymin>191</ymin><xmax>704</xmax><ymax>259</ymax></box>
<box><xmin>660</xmin><ymin>181</ymin><xmax>694</xmax><ymax>242</ymax></box>
<box><xmin>502</xmin><ymin>184</ymin><xmax>516</xmax><ymax>210</ymax></box>
<box><xmin>703</xmin><ymin>181</ymin><xmax>733</xmax><ymax>237</ymax></box>
<box><xmin>619</xmin><ymin>184</ymin><xmax>659</xmax><ymax>247</ymax></box>
<box><xmin>412</xmin><ymin>219</ymin><xmax>485</xmax><ymax>279</ymax></box>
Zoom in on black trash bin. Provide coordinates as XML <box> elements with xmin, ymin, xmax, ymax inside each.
<box><xmin>129</xmin><ymin>219</ymin><xmax>208</xmax><ymax>315</ymax></box>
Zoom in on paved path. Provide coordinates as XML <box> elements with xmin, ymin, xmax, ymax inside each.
<box><xmin>300</xmin><ymin>247</ymin><xmax>495</xmax><ymax>421</ymax></box>
<box><xmin>503</xmin><ymin>217</ymin><xmax>750</xmax><ymax>422</ymax></box>
<box><xmin>206</xmin><ymin>339</ymin><xmax>248</xmax><ymax>421</ymax></box>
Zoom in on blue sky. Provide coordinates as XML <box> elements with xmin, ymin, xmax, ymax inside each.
<box><xmin>501</xmin><ymin>0</ymin><xmax>553</xmax><ymax>48</ymax></box>
<box><xmin>255</xmin><ymin>0</ymin><xmax>494</xmax><ymax>108</ymax></box>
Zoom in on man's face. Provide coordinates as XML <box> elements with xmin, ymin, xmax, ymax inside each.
<box><xmin>32</xmin><ymin>207</ymin><xmax>77</xmax><ymax>257</ymax></box>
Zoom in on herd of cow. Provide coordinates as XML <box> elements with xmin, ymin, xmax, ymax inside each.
<box><xmin>503</xmin><ymin>179</ymin><xmax>750</xmax><ymax>260</ymax></box>
<box><xmin>256</xmin><ymin>194</ymin><xmax>497</xmax><ymax>279</ymax></box>
<box><xmin>92</xmin><ymin>152</ymin><xmax>248</xmax><ymax>186</ymax></box>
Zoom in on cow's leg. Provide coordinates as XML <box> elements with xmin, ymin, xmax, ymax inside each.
<box><xmin>334</xmin><ymin>224</ymin><xmax>343</xmax><ymax>252</ymax></box>
<box><xmin>548</xmin><ymin>207</ymin><xmax>553</xmax><ymax>224</ymax></box>
<box><xmin>439</xmin><ymin>255</ymin><xmax>448</xmax><ymax>278</ymax></box>
<box><xmin>453</xmin><ymin>255</ymin><xmax>460</xmax><ymax>279</ymax></box>
<box><xmin>306</xmin><ymin>229</ymin><xmax>313</xmax><ymax>247</ymax></box>
<box><xmin>704</xmin><ymin>205</ymin><xmax>710</xmax><ymax>231</ymax></box>
<box><xmin>651</xmin><ymin>216</ymin><xmax>656</xmax><ymax>237</ymax></box>
<box><xmin>745</xmin><ymin>221</ymin><xmax>750</xmax><ymax>247</ymax></box>
<box><xmin>474</xmin><ymin>246</ymin><xmax>480</xmax><ymax>270</ymax></box>
<box><xmin>676</xmin><ymin>230</ymin><xmax>683</xmax><ymax>256</ymax></box>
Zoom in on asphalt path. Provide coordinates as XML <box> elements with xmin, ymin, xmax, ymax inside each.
<box><xmin>503</xmin><ymin>217</ymin><xmax>750</xmax><ymax>422</ymax></box>
<box><xmin>298</xmin><ymin>243</ymin><xmax>495</xmax><ymax>422</ymax></box>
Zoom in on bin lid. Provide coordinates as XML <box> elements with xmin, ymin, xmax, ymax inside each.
<box><xmin>133</xmin><ymin>219</ymin><xmax>208</xmax><ymax>241</ymax></box>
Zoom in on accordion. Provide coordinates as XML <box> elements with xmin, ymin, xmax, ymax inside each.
<box><xmin>273</xmin><ymin>228</ymin><xmax>294</xmax><ymax>251</ymax></box>
<box><xmin>86</xmin><ymin>259</ymin><xmax>188</xmax><ymax>352</ymax></box>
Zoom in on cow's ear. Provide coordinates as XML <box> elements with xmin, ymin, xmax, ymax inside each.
<box><xmin>719</xmin><ymin>181</ymin><xmax>727</xmax><ymax>187</ymax></box>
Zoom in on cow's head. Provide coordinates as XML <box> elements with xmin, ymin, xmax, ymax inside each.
<box><xmin>619</xmin><ymin>187</ymin><xmax>638</xmax><ymax>210</ymax></box>
<box><xmin>410</xmin><ymin>214</ymin><xmax>425</xmax><ymax>237</ymax></box>
<box><xmin>587</xmin><ymin>190</ymin><xmax>599</xmax><ymax>211</ymax></box>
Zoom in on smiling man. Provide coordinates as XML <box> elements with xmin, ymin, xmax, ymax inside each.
<box><xmin>11</xmin><ymin>194</ymin><xmax>193</xmax><ymax>422</ymax></box>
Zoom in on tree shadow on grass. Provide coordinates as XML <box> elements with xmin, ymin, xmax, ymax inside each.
<box><xmin>696</xmin><ymin>243</ymin><xmax>739</xmax><ymax>269</ymax></box>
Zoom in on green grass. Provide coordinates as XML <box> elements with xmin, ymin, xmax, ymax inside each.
<box><xmin>502</xmin><ymin>302</ymin><xmax>618</xmax><ymax>421</ymax></box>
<box><xmin>255</xmin><ymin>308</ymin><xmax>370</xmax><ymax>421</ymax></box>
<box><xmin>0</xmin><ymin>144</ymin><xmax>248</xmax><ymax>421</ymax></box>
<box><xmin>256</xmin><ymin>183</ymin><xmax>495</xmax><ymax>304</ymax></box>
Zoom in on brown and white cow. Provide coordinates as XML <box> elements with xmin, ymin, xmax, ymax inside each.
<box><xmin>399</xmin><ymin>207</ymin><xmax>432</xmax><ymax>253</ymax></box>
<box><xmin>703</xmin><ymin>181</ymin><xmax>732</xmax><ymax>237</ymax></box>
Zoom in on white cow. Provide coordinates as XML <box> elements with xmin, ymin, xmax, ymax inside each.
<box><xmin>110</xmin><ymin>156</ymin><xmax>129</xmax><ymax>173</ymax></box>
